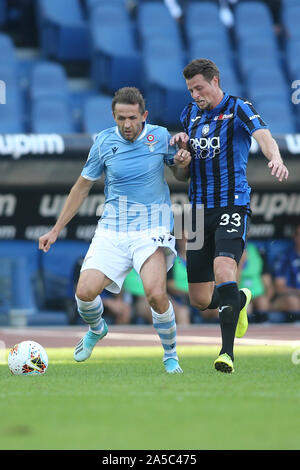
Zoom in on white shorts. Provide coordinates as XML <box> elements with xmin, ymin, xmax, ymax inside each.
<box><xmin>80</xmin><ymin>227</ymin><xmax>177</xmax><ymax>294</ymax></box>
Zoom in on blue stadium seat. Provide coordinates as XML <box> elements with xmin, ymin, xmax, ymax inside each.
<box><xmin>31</xmin><ymin>98</ymin><xmax>75</xmax><ymax>133</ymax></box>
<box><xmin>0</xmin><ymin>0</ymin><xmax>7</xmax><ymax>25</ymax></box>
<box><xmin>254</xmin><ymin>99</ymin><xmax>297</xmax><ymax>134</ymax></box>
<box><xmin>82</xmin><ymin>95</ymin><xmax>115</xmax><ymax>133</ymax></box>
<box><xmin>246</xmin><ymin>66</ymin><xmax>290</xmax><ymax>104</ymax></box>
<box><xmin>0</xmin><ymin>101</ymin><xmax>25</xmax><ymax>133</ymax></box>
<box><xmin>285</xmin><ymin>39</ymin><xmax>300</xmax><ymax>78</ymax></box>
<box><xmin>85</xmin><ymin>0</ymin><xmax>125</xmax><ymax>9</ymax></box>
<box><xmin>90</xmin><ymin>3</ymin><xmax>142</xmax><ymax>91</ymax></box>
<box><xmin>188</xmin><ymin>38</ymin><xmax>233</xmax><ymax>71</ymax></box>
<box><xmin>247</xmin><ymin>66</ymin><xmax>288</xmax><ymax>90</ymax></box>
<box><xmin>219</xmin><ymin>67</ymin><xmax>243</xmax><ymax>97</ymax></box>
<box><xmin>142</xmin><ymin>38</ymin><xmax>190</xmax><ymax>127</ymax></box>
<box><xmin>281</xmin><ymin>3</ymin><xmax>300</xmax><ymax>40</ymax></box>
<box><xmin>282</xmin><ymin>0</ymin><xmax>299</xmax><ymax>5</ymax></box>
<box><xmin>0</xmin><ymin>33</ymin><xmax>17</xmax><ymax>66</ymax></box>
<box><xmin>235</xmin><ymin>1</ymin><xmax>275</xmax><ymax>40</ymax></box>
<box><xmin>137</xmin><ymin>1</ymin><xmax>182</xmax><ymax>48</ymax></box>
<box><xmin>238</xmin><ymin>39</ymin><xmax>281</xmax><ymax>77</ymax></box>
<box><xmin>249</xmin><ymin>86</ymin><xmax>290</xmax><ymax>105</ymax></box>
<box><xmin>29</xmin><ymin>61</ymin><xmax>69</xmax><ymax>102</ymax></box>
<box><xmin>0</xmin><ymin>64</ymin><xmax>23</xmax><ymax>107</ymax></box>
<box><xmin>185</xmin><ymin>2</ymin><xmax>229</xmax><ymax>44</ymax></box>
<box><xmin>36</xmin><ymin>0</ymin><xmax>91</xmax><ymax>60</ymax></box>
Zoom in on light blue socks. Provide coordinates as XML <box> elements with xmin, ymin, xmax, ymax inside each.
<box><xmin>152</xmin><ymin>302</ymin><xmax>183</xmax><ymax>374</ymax></box>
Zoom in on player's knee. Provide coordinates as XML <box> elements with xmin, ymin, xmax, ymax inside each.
<box><xmin>189</xmin><ymin>293</ymin><xmax>211</xmax><ymax>311</ymax></box>
<box><xmin>146</xmin><ymin>290</ymin><xmax>168</xmax><ymax>313</ymax></box>
<box><xmin>75</xmin><ymin>285</ymin><xmax>98</xmax><ymax>302</ymax></box>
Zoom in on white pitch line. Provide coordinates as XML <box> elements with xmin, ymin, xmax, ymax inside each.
<box><xmin>105</xmin><ymin>332</ymin><xmax>300</xmax><ymax>347</ymax></box>
<box><xmin>1</xmin><ymin>328</ymin><xmax>300</xmax><ymax>347</ymax></box>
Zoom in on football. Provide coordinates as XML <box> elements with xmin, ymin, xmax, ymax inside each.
<box><xmin>8</xmin><ymin>340</ymin><xmax>48</xmax><ymax>376</ymax></box>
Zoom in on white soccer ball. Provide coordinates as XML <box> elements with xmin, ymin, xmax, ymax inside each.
<box><xmin>8</xmin><ymin>340</ymin><xmax>48</xmax><ymax>376</ymax></box>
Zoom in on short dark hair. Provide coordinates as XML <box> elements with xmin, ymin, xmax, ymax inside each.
<box><xmin>112</xmin><ymin>87</ymin><xmax>146</xmax><ymax>114</ymax></box>
<box><xmin>183</xmin><ymin>58</ymin><xmax>220</xmax><ymax>85</ymax></box>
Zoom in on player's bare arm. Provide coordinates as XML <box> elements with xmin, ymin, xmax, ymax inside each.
<box><xmin>252</xmin><ymin>128</ymin><xmax>289</xmax><ymax>182</ymax></box>
<box><xmin>39</xmin><ymin>175</ymin><xmax>94</xmax><ymax>252</ymax></box>
<box><xmin>171</xmin><ymin>148</ymin><xmax>191</xmax><ymax>181</ymax></box>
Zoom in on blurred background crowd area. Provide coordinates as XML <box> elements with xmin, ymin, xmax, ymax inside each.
<box><xmin>0</xmin><ymin>0</ymin><xmax>300</xmax><ymax>328</ymax></box>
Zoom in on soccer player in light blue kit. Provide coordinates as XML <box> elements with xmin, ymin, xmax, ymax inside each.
<box><xmin>39</xmin><ymin>87</ymin><xmax>191</xmax><ymax>374</ymax></box>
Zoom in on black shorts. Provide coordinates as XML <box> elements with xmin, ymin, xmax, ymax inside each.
<box><xmin>186</xmin><ymin>205</ymin><xmax>251</xmax><ymax>283</ymax></box>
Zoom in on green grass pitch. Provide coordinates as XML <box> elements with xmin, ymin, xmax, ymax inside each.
<box><xmin>1</xmin><ymin>345</ymin><xmax>300</xmax><ymax>450</ymax></box>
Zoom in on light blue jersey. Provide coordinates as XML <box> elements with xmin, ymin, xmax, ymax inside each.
<box><xmin>81</xmin><ymin>123</ymin><xmax>176</xmax><ymax>232</ymax></box>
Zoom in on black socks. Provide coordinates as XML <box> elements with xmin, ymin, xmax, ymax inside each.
<box><xmin>216</xmin><ymin>282</ymin><xmax>241</xmax><ymax>361</ymax></box>
<box><xmin>206</xmin><ymin>285</ymin><xmax>246</xmax><ymax>311</ymax></box>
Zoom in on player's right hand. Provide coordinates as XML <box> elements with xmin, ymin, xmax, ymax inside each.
<box><xmin>174</xmin><ymin>149</ymin><xmax>191</xmax><ymax>168</ymax></box>
<box><xmin>38</xmin><ymin>230</ymin><xmax>58</xmax><ymax>253</ymax></box>
<box><xmin>170</xmin><ymin>132</ymin><xmax>189</xmax><ymax>149</ymax></box>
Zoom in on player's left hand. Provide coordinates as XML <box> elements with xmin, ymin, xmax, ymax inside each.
<box><xmin>174</xmin><ymin>149</ymin><xmax>191</xmax><ymax>168</ymax></box>
<box><xmin>268</xmin><ymin>159</ymin><xmax>289</xmax><ymax>182</ymax></box>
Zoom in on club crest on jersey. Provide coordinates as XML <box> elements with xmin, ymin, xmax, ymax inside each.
<box><xmin>202</xmin><ymin>124</ymin><xmax>210</xmax><ymax>136</ymax></box>
<box><xmin>144</xmin><ymin>135</ymin><xmax>158</xmax><ymax>152</ymax></box>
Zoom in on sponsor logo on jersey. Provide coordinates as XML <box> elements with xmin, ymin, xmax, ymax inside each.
<box><xmin>189</xmin><ymin>136</ymin><xmax>220</xmax><ymax>159</ymax></box>
<box><xmin>213</xmin><ymin>113</ymin><xmax>233</xmax><ymax>120</ymax></box>
<box><xmin>249</xmin><ymin>114</ymin><xmax>260</xmax><ymax>121</ymax></box>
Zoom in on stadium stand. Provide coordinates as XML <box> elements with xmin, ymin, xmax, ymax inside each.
<box><xmin>36</xmin><ymin>0</ymin><xmax>91</xmax><ymax>60</ymax></box>
<box><xmin>29</xmin><ymin>61</ymin><xmax>69</xmax><ymax>102</ymax></box>
<box><xmin>0</xmin><ymin>32</ymin><xmax>17</xmax><ymax>65</ymax></box>
<box><xmin>234</xmin><ymin>1</ymin><xmax>275</xmax><ymax>41</ymax></box>
<box><xmin>0</xmin><ymin>100</ymin><xmax>24</xmax><ymax>132</ymax></box>
<box><xmin>31</xmin><ymin>98</ymin><xmax>75</xmax><ymax>133</ymax></box>
<box><xmin>255</xmin><ymin>99</ymin><xmax>297</xmax><ymax>134</ymax></box>
<box><xmin>137</xmin><ymin>1</ymin><xmax>182</xmax><ymax>47</ymax></box>
<box><xmin>0</xmin><ymin>0</ymin><xmax>298</xmax><ymax>132</ymax></box>
<box><xmin>237</xmin><ymin>38</ymin><xmax>282</xmax><ymax>78</ymax></box>
<box><xmin>138</xmin><ymin>1</ymin><xmax>189</xmax><ymax>125</ymax></box>
<box><xmin>89</xmin><ymin>2</ymin><xmax>142</xmax><ymax>92</ymax></box>
<box><xmin>185</xmin><ymin>1</ymin><xmax>230</xmax><ymax>45</ymax></box>
<box><xmin>281</xmin><ymin>1</ymin><xmax>300</xmax><ymax>40</ymax></box>
<box><xmin>285</xmin><ymin>38</ymin><xmax>300</xmax><ymax>79</ymax></box>
<box><xmin>141</xmin><ymin>37</ymin><xmax>190</xmax><ymax>126</ymax></box>
<box><xmin>82</xmin><ymin>95</ymin><xmax>115</xmax><ymax>133</ymax></box>
<box><xmin>246</xmin><ymin>67</ymin><xmax>289</xmax><ymax>102</ymax></box>
<box><xmin>0</xmin><ymin>0</ymin><xmax>6</xmax><ymax>26</ymax></box>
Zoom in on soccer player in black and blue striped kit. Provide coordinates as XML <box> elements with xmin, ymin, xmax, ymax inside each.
<box><xmin>171</xmin><ymin>59</ymin><xmax>289</xmax><ymax>372</ymax></box>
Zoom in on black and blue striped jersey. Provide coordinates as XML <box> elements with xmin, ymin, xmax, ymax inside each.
<box><xmin>180</xmin><ymin>92</ymin><xmax>268</xmax><ymax>208</ymax></box>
